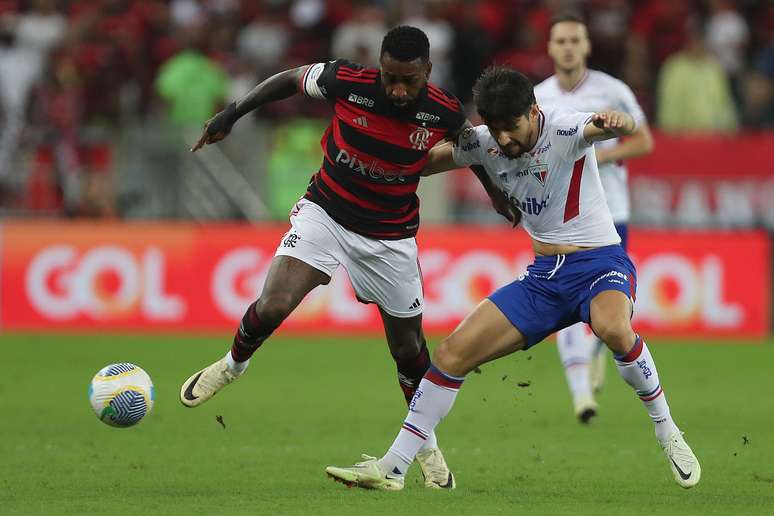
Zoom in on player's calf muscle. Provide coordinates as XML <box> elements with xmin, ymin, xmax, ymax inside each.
<box><xmin>382</xmin><ymin>313</ymin><xmax>424</xmax><ymax>361</ymax></box>
<box><xmin>389</xmin><ymin>338</ymin><xmax>424</xmax><ymax>362</ymax></box>
<box><xmin>254</xmin><ymin>294</ymin><xmax>296</xmax><ymax>327</ymax></box>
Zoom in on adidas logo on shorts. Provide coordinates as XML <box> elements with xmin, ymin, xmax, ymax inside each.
<box><xmin>409</xmin><ymin>298</ymin><xmax>421</xmax><ymax>310</ymax></box>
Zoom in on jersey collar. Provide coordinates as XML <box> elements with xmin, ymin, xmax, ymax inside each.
<box><xmin>559</xmin><ymin>70</ymin><xmax>589</xmax><ymax>94</ymax></box>
<box><xmin>528</xmin><ymin>109</ymin><xmax>546</xmax><ymax>158</ymax></box>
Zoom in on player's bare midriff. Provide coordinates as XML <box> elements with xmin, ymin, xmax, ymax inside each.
<box><xmin>531</xmin><ymin>239</ymin><xmax>594</xmax><ymax>256</ymax></box>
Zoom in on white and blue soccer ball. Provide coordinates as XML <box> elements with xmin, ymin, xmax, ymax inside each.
<box><xmin>89</xmin><ymin>363</ymin><xmax>154</xmax><ymax>428</ymax></box>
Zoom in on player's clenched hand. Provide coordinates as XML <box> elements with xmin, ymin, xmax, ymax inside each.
<box><xmin>489</xmin><ymin>188</ymin><xmax>522</xmax><ymax>228</ymax></box>
<box><xmin>191</xmin><ymin>102</ymin><xmax>239</xmax><ymax>152</ymax></box>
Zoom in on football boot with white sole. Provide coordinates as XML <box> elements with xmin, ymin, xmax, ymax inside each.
<box><xmin>416</xmin><ymin>448</ymin><xmax>456</xmax><ymax>489</ymax></box>
<box><xmin>326</xmin><ymin>454</ymin><xmax>404</xmax><ymax>491</ymax></box>
<box><xmin>661</xmin><ymin>431</ymin><xmax>701</xmax><ymax>488</ymax></box>
<box><xmin>573</xmin><ymin>395</ymin><xmax>599</xmax><ymax>424</ymax></box>
<box><xmin>180</xmin><ymin>356</ymin><xmax>241</xmax><ymax>408</ymax></box>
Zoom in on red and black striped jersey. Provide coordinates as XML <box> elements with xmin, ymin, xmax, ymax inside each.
<box><xmin>298</xmin><ymin>59</ymin><xmax>466</xmax><ymax>239</ymax></box>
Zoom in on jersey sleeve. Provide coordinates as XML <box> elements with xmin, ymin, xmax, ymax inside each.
<box><xmin>446</xmin><ymin>97</ymin><xmax>467</xmax><ymax>137</ymax></box>
<box><xmin>298</xmin><ymin>59</ymin><xmax>366</xmax><ymax>101</ymax></box>
<box><xmin>611</xmin><ymin>78</ymin><xmax>647</xmax><ymax>128</ymax></box>
<box><xmin>551</xmin><ymin>110</ymin><xmax>595</xmax><ymax>161</ymax></box>
<box><xmin>452</xmin><ymin>126</ymin><xmax>486</xmax><ymax>167</ymax></box>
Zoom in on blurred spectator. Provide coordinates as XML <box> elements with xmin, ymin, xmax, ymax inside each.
<box><xmin>743</xmin><ymin>40</ymin><xmax>774</xmax><ymax>128</ymax></box>
<box><xmin>0</xmin><ymin>0</ymin><xmax>65</xmax><ymax>183</ymax></box>
<box><xmin>656</xmin><ymin>18</ymin><xmax>738</xmax><ymax>134</ymax></box>
<box><xmin>402</xmin><ymin>0</ymin><xmax>454</xmax><ymax>89</ymax></box>
<box><xmin>170</xmin><ymin>0</ymin><xmax>204</xmax><ymax>29</ymax></box>
<box><xmin>266</xmin><ymin>118</ymin><xmax>326</xmax><ymax>218</ymax></box>
<box><xmin>6</xmin><ymin>0</ymin><xmax>66</xmax><ymax>55</ymax></box>
<box><xmin>0</xmin><ymin>0</ymin><xmax>769</xmax><ymax>221</ymax></box>
<box><xmin>450</xmin><ymin>3</ymin><xmax>492</xmax><ymax>103</ymax></box>
<box><xmin>237</xmin><ymin>3</ymin><xmax>290</xmax><ymax>76</ymax></box>
<box><xmin>68</xmin><ymin>0</ymin><xmax>141</xmax><ymax>124</ymax></box>
<box><xmin>287</xmin><ymin>0</ymin><xmax>330</xmax><ymax>64</ymax></box>
<box><xmin>705</xmin><ymin>0</ymin><xmax>749</xmax><ymax>108</ymax></box>
<box><xmin>331</xmin><ymin>0</ymin><xmax>387</xmax><ymax>66</ymax></box>
<box><xmin>289</xmin><ymin>0</ymin><xmax>326</xmax><ymax>31</ymax></box>
<box><xmin>630</xmin><ymin>0</ymin><xmax>693</xmax><ymax>68</ymax></box>
<box><xmin>585</xmin><ymin>0</ymin><xmax>631</xmax><ymax>76</ymax></box>
<box><xmin>155</xmin><ymin>27</ymin><xmax>230</xmax><ymax>128</ymax></box>
<box><xmin>490</xmin><ymin>0</ymin><xmax>558</xmax><ymax>84</ymax></box>
<box><xmin>0</xmin><ymin>27</ymin><xmax>37</xmax><ymax>184</ymax></box>
<box><xmin>27</xmin><ymin>52</ymin><xmax>116</xmax><ymax>218</ymax></box>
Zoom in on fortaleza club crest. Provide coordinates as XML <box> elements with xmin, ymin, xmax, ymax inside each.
<box><xmin>409</xmin><ymin>127</ymin><xmax>432</xmax><ymax>150</ymax></box>
<box><xmin>529</xmin><ymin>164</ymin><xmax>548</xmax><ymax>186</ymax></box>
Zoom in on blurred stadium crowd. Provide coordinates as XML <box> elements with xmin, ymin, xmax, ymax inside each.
<box><xmin>0</xmin><ymin>0</ymin><xmax>771</xmax><ymax>219</ymax></box>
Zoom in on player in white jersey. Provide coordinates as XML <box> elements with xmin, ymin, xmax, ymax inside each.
<box><xmin>535</xmin><ymin>12</ymin><xmax>654</xmax><ymax>423</ymax></box>
<box><xmin>325</xmin><ymin>65</ymin><xmax>700</xmax><ymax>490</ymax></box>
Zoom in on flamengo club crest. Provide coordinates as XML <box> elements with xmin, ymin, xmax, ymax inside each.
<box><xmin>409</xmin><ymin>127</ymin><xmax>432</xmax><ymax>150</ymax></box>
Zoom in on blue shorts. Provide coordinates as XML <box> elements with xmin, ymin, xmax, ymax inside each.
<box><xmin>489</xmin><ymin>245</ymin><xmax>637</xmax><ymax>349</ymax></box>
<box><xmin>615</xmin><ymin>223</ymin><xmax>628</xmax><ymax>250</ymax></box>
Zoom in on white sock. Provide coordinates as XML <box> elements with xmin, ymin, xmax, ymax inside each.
<box><xmin>419</xmin><ymin>430</ymin><xmax>438</xmax><ymax>452</ymax></box>
<box><xmin>614</xmin><ymin>335</ymin><xmax>679</xmax><ymax>442</ymax></box>
<box><xmin>593</xmin><ymin>336</ymin><xmax>606</xmax><ymax>357</ymax></box>
<box><xmin>379</xmin><ymin>365</ymin><xmax>464</xmax><ymax>476</ymax></box>
<box><xmin>225</xmin><ymin>351</ymin><xmax>249</xmax><ymax>374</ymax></box>
<box><xmin>556</xmin><ymin>323</ymin><xmax>595</xmax><ymax>403</ymax></box>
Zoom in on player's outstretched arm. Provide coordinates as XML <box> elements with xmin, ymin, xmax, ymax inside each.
<box><xmin>423</xmin><ymin>120</ymin><xmax>477</xmax><ymax>176</ymax></box>
<box><xmin>191</xmin><ymin>66</ymin><xmax>308</xmax><ymax>152</ymax></box>
<box><xmin>422</xmin><ymin>141</ymin><xmax>457</xmax><ymax>176</ymax></box>
<box><xmin>595</xmin><ymin>122</ymin><xmax>654</xmax><ymax>165</ymax></box>
<box><xmin>583</xmin><ymin>111</ymin><xmax>636</xmax><ymax>144</ymax></box>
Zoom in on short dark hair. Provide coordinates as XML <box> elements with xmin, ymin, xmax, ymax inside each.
<box><xmin>550</xmin><ymin>11</ymin><xmax>586</xmax><ymax>29</ymax></box>
<box><xmin>380</xmin><ymin>25</ymin><xmax>430</xmax><ymax>62</ymax></box>
<box><xmin>472</xmin><ymin>65</ymin><xmax>536</xmax><ymax>126</ymax></box>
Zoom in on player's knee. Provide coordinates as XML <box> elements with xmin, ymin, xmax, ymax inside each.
<box><xmin>594</xmin><ymin>318</ymin><xmax>635</xmax><ymax>354</ymax></box>
<box><xmin>253</xmin><ymin>294</ymin><xmax>294</xmax><ymax>329</ymax></box>
<box><xmin>432</xmin><ymin>336</ymin><xmax>471</xmax><ymax>377</ymax></box>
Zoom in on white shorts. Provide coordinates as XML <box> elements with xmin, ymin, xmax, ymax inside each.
<box><xmin>274</xmin><ymin>199</ymin><xmax>423</xmax><ymax>318</ymax></box>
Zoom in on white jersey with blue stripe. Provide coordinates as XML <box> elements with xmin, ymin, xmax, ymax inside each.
<box><xmin>453</xmin><ymin>106</ymin><xmax>620</xmax><ymax>247</ymax></box>
<box><xmin>534</xmin><ymin>70</ymin><xmax>646</xmax><ymax>223</ymax></box>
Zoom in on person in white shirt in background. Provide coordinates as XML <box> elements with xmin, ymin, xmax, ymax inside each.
<box><xmin>0</xmin><ymin>0</ymin><xmax>66</xmax><ymax>184</ymax></box>
<box><xmin>534</xmin><ymin>12</ymin><xmax>653</xmax><ymax>423</ymax></box>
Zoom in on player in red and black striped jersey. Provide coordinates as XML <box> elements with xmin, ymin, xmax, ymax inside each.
<box><xmin>181</xmin><ymin>26</ymin><xmax>510</xmax><ymax>489</ymax></box>
<box><xmin>296</xmin><ymin>58</ymin><xmax>466</xmax><ymax>239</ymax></box>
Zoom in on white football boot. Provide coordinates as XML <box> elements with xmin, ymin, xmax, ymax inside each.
<box><xmin>180</xmin><ymin>356</ymin><xmax>242</xmax><ymax>407</ymax></box>
<box><xmin>326</xmin><ymin>455</ymin><xmax>404</xmax><ymax>490</ymax></box>
<box><xmin>416</xmin><ymin>448</ymin><xmax>456</xmax><ymax>489</ymax></box>
<box><xmin>660</xmin><ymin>431</ymin><xmax>701</xmax><ymax>488</ymax></box>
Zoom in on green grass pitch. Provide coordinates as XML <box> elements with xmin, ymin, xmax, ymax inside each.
<box><xmin>1</xmin><ymin>333</ymin><xmax>773</xmax><ymax>515</ymax></box>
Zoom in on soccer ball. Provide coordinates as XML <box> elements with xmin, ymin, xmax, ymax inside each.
<box><xmin>89</xmin><ymin>363</ymin><xmax>155</xmax><ymax>428</ymax></box>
